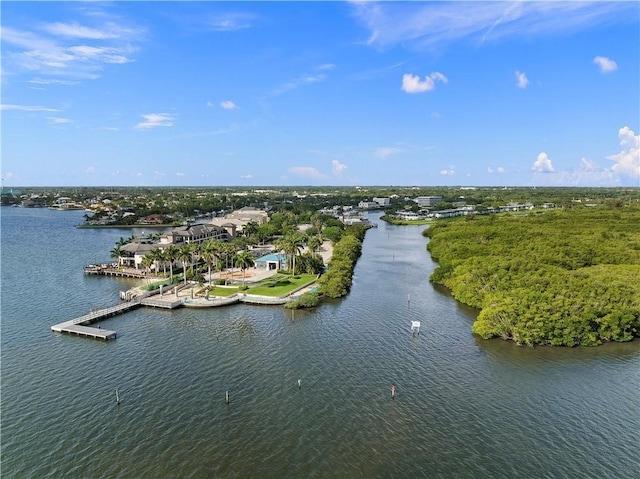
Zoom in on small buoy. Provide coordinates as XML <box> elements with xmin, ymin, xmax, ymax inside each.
<box><xmin>298</xmin><ymin>379</ymin><xmax>302</xmax><ymax>389</ymax></box>
<box><xmin>115</xmin><ymin>388</ymin><xmax>120</xmax><ymax>404</ymax></box>
<box><xmin>391</xmin><ymin>385</ymin><xmax>396</xmax><ymax>399</ymax></box>
<box><xmin>225</xmin><ymin>390</ymin><xmax>230</xmax><ymax>404</ymax></box>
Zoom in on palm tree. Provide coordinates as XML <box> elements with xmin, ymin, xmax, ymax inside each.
<box><xmin>276</xmin><ymin>232</ymin><xmax>304</xmax><ymax>276</ymax></box>
<box><xmin>147</xmin><ymin>248</ymin><xmax>163</xmax><ymax>278</ymax></box>
<box><xmin>307</xmin><ymin>235</ymin><xmax>323</xmax><ymax>255</ymax></box>
<box><xmin>188</xmin><ymin>242</ymin><xmax>200</xmax><ymax>277</ymax></box>
<box><xmin>156</xmin><ymin>248</ymin><xmax>168</xmax><ymax>277</ymax></box>
<box><xmin>140</xmin><ymin>253</ymin><xmax>153</xmax><ymax>285</ymax></box>
<box><xmin>110</xmin><ymin>245</ymin><xmax>122</xmax><ymax>267</ymax></box>
<box><xmin>200</xmin><ymin>240</ymin><xmax>220</xmax><ymax>285</ymax></box>
<box><xmin>234</xmin><ymin>250</ymin><xmax>255</xmax><ymax>287</ymax></box>
<box><xmin>177</xmin><ymin>244</ymin><xmax>193</xmax><ymax>285</ymax></box>
<box><xmin>164</xmin><ymin>244</ymin><xmax>179</xmax><ymax>279</ymax></box>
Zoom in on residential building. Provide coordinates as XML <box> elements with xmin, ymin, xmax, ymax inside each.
<box><xmin>414</xmin><ymin>196</ymin><xmax>442</xmax><ymax>206</ymax></box>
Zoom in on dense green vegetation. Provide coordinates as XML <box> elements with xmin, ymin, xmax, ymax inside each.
<box><xmin>380</xmin><ymin>214</ymin><xmax>431</xmax><ymax>225</ymax></box>
<box><xmin>317</xmin><ymin>224</ymin><xmax>366</xmax><ymax>298</ymax></box>
<box><xmin>425</xmin><ymin>206</ymin><xmax>640</xmax><ymax>346</ymax></box>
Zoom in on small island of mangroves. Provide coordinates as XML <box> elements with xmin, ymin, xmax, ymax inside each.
<box><xmin>425</xmin><ymin>205</ymin><xmax>640</xmax><ymax>346</ymax></box>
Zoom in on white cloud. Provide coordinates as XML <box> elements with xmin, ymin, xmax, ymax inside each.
<box><xmin>440</xmin><ymin>169</ymin><xmax>455</xmax><ymax>176</ymax></box>
<box><xmin>352</xmin><ymin>2</ymin><xmax>636</xmax><ymax>51</ymax></box>
<box><xmin>176</xmin><ymin>172</ymin><xmax>185</xmax><ymax>177</ymax></box>
<box><xmin>317</xmin><ymin>63</ymin><xmax>336</xmax><ymax>71</ymax></box>
<box><xmin>332</xmin><ymin>160</ymin><xmax>347</xmax><ymax>176</ymax></box>
<box><xmin>515</xmin><ymin>70</ymin><xmax>529</xmax><ymax>89</ymax></box>
<box><xmin>271</xmin><ymin>73</ymin><xmax>327</xmax><ymax>96</ymax></box>
<box><xmin>593</xmin><ymin>56</ymin><xmax>618</xmax><ymax>73</ymax></box>
<box><xmin>401</xmin><ymin>72</ymin><xmax>447</xmax><ymax>93</ymax></box>
<box><xmin>221</xmin><ymin>100</ymin><xmax>237</xmax><ymax>110</ymax></box>
<box><xmin>85</xmin><ymin>166</ymin><xmax>96</xmax><ymax>176</ymax></box>
<box><xmin>532</xmin><ymin>152</ymin><xmax>555</xmax><ymax>172</ymax></box>
<box><xmin>206</xmin><ymin>101</ymin><xmax>214</xmax><ymax>108</ymax></box>
<box><xmin>1</xmin><ymin>16</ymin><xmax>144</xmax><ymax>81</ymax></box>
<box><xmin>607</xmin><ymin>126</ymin><xmax>640</xmax><ymax>179</ymax></box>
<box><xmin>29</xmin><ymin>78</ymin><xmax>79</xmax><ymax>86</ymax></box>
<box><xmin>42</xmin><ymin>21</ymin><xmax>139</xmax><ymax>40</ymax></box>
<box><xmin>374</xmin><ymin>147</ymin><xmax>403</xmax><ymax>159</ymax></box>
<box><xmin>135</xmin><ymin>113</ymin><xmax>175</xmax><ymax>129</ymax></box>
<box><xmin>208</xmin><ymin>13</ymin><xmax>257</xmax><ymax>31</ymax></box>
<box><xmin>1</xmin><ymin>104</ymin><xmax>59</xmax><ymax>111</ymax></box>
<box><xmin>289</xmin><ymin>166</ymin><xmax>328</xmax><ymax>180</ymax></box>
<box><xmin>46</xmin><ymin>117</ymin><xmax>71</xmax><ymax>124</ymax></box>
<box><xmin>488</xmin><ymin>166</ymin><xmax>506</xmax><ymax>174</ymax></box>
<box><xmin>240</xmin><ymin>174</ymin><xmax>253</xmax><ymax>179</ymax></box>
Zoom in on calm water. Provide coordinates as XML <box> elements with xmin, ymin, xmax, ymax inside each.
<box><xmin>1</xmin><ymin>207</ymin><xmax>638</xmax><ymax>479</ymax></box>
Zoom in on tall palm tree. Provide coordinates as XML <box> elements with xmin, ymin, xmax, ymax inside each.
<box><xmin>188</xmin><ymin>242</ymin><xmax>200</xmax><ymax>277</ymax></box>
<box><xmin>200</xmin><ymin>240</ymin><xmax>220</xmax><ymax>285</ymax></box>
<box><xmin>234</xmin><ymin>250</ymin><xmax>255</xmax><ymax>287</ymax></box>
<box><xmin>164</xmin><ymin>244</ymin><xmax>179</xmax><ymax>279</ymax></box>
<box><xmin>276</xmin><ymin>232</ymin><xmax>304</xmax><ymax>276</ymax></box>
<box><xmin>177</xmin><ymin>244</ymin><xmax>193</xmax><ymax>285</ymax></box>
<box><xmin>156</xmin><ymin>248</ymin><xmax>168</xmax><ymax>277</ymax></box>
<box><xmin>147</xmin><ymin>248</ymin><xmax>163</xmax><ymax>278</ymax></box>
<box><xmin>140</xmin><ymin>253</ymin><xmax>153</xmax><ymax>285</ymax></box>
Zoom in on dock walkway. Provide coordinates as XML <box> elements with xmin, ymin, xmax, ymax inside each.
<box><xmin>51</xmin><ymin>301</ymin><xmax>141</xmax><ymax>340</ymax></box>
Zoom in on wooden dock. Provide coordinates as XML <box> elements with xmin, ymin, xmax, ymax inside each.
<box><xmin>51</xmin><ymin>301</ymin><xmax>141</xmax><ymax>340</ymax></box>
<box><xmin>84</xmin><ymin>264</ymin><xmax>146</xmax><ymax>279</ymax></box>
<box><xmin>140</xmin><ymin>297</ymin><xmax>184</xmax><ymax>309</ymax></box>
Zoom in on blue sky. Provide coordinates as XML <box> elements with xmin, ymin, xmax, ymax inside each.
<box><xmin>1</xmin><ymin>1</ymin><xmax>639</xmax><ymax>187</ymax></box>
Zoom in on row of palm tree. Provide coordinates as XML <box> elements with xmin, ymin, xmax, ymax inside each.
<box><xmin>127</xmin><ymin>228</ymin><xmax>326</xmax><ymax>287</ymax></box>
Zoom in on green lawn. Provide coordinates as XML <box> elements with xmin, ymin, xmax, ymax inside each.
<box><xmin>204</xmin><ymin>286</ymin><xmax>240</xmax><ymax>297</ymax></box>
<box><xmin>246</xmin><ymin>274</ymin><xmax>316</xmax><ymax>296</ymax></box>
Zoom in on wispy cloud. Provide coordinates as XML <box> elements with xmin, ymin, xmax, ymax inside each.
<box><xmin>401</xmin><ymin>72</ymin><xmax>447</xmax><ymax>93</ymax></box>
<box><xmin>42</xmin><ymin>21</ymin><xmax>140</xmax><ymax>40</ymax></box>
<box><xmin>488</xmin><ymin>166</ymin><xmax>507</xmax><ymax>174</ymax></box>
<box><xmin>374</xmin><ymin>147</ymin><xmax>403</xmax><ymax>159</ymax></box>
<box><xmin>29</xmin><ymin>78</ymin><xmax>80</xmax><ymax>86</ymax></box>
<box><xmin>1</xmin><ymin>11</ymin><xmax>145</xmax><ymax>82</ymax></box>
<box><xmin>440</xmin><ymin>169</ymin><xmax>455</xmax><ymax>176</ymax></box>
<box><xmin>1</xmin><ymin>104</ymin><xmax>59</xmax><ymax>112</ymax></box>
<box><xmin>593</xmin><ymin>56</ymin><xmax>618</xmax><ymax>73</ymax></box>
<box><xmin>271</xmin><ymin>73</ymin><xmax>327</xmax><ymax>97</ymax></box>
<box><xmin>351</xmin><ymin>2</ymin><xmax>636</xmax><ymax>51</ymax></box>
<box><xmin>207</xmin><ymin>13</ymin><xmax>257</xmax><ymax>32</ymax></box>
<box><xmin>515</xmin><ymin>70</ymin><xmax>529</xmax><ymax>89</ymax></box>
<box><xmin>135</xmin><ymin>113</ymin><xmax>175</xmax><ymax>129</ymax></box>
<box><xmin>46</xmin><ymin>116</ymin><xmax>71</xmax><ymax>124</ymax></box>
<box><xmin>289</xmin><ymin>166</ymin><xmax>328</xmax><ymax>180</ymax></box>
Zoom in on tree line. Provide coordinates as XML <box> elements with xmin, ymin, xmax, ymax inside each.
<box><xmin>424</xmin><ymin>206</ymin><xmax>640</xmax><ymax>346</ymax></box>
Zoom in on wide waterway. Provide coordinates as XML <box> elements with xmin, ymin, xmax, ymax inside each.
<box><xmin>1</xmin><ymin>206</ymin><xmax>638</xmax><ymax>478</ymax></box>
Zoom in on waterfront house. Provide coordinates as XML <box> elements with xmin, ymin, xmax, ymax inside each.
<box><xmin>160</xmin><ymin>223</ymin><xmax>231</xmax><ymax>245</ymax></box>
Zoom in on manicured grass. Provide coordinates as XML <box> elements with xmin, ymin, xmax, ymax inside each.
<box><xmin>247</xmin><ymin>274</ymin><xmax>316</xmax><ymax>296</ymax></box>
<box><xmin>203</xmin><ymin>286</ymin><xmax>240</xmax><ymax>297</ymax></box>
